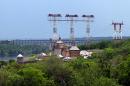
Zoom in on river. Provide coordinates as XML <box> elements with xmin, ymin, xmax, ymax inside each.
<box><xmin>0</xmin><ymin>57</ymin><xmax>16</xmax><ymax>61</ymax></box>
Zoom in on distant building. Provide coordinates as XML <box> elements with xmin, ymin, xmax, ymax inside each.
<box><xmin>53</xmin><ymin>39</ymin><xmax>80</xmax><ymax>57</ymax></box>
<box><xmin>53</xmin><ymin>40</ymin><xmax>65</xmax><ymax>55</ymax></box>
<box><xmin>80</xmin><ymin>50</ymin><xmax>93</xmax><ymax>59</ymax></box>
<box><xmin>37</xmin><ymin>53</ymin><xmax>48</xmax><ymax>60</ymax></box>
<box><xmin>69</xmin><ymin>46</ymin><xmax>80</xmax><ymax>57</ymax></box>
<box><xmin>17</xmin><ymin>54</ymin><xmax>24</xmax><ymax>63</ymax></box>
<box><xmin>17</xmin><ymin>54</ymin><xmax>37</xmax><ymax>64</ymax></box>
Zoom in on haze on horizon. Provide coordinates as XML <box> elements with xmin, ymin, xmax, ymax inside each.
<box><xmin>0</xmin><ymin>0</ymin><xmax>130</xmax><ymax>40</ymax></box>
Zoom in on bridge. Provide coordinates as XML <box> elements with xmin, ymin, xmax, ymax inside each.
<box><xmin>0</xmin><ymin>37</ymin><xmax>114</xmax><ymax>46</ymax></box>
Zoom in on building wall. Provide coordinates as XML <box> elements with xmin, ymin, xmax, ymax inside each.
<box><xmin>17</xmin><ymin>57</ymin><xmax>24</xmax><ymax>63</ymax></box>
<box><xmin>54</xmin><ymin>49</ymin><xmax>62</xmax><ymax>55</ymax></box>
<box><xmin>69</xmin><ymin>50</ymin><xmax>80</xmax><ymax>57</ymax></box>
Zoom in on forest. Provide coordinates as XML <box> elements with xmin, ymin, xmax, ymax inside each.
<box><xmin>0</xmin><ymin>39</ymin><xmax>130</xmax><ymax>86</ymax></box>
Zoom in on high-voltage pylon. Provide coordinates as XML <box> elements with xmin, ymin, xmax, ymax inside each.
<box><xmin>112</xmin><ymin>21</ymin><xmax>124</xmax><ymax>40</ymax></box>
<box><xmin>48</xmin><ymin>14</ymin><xmax>62</xmax><ymax>41</ymax></box>
<box><xmin>82</xmin><ymin>15</ymin><xmax>94</xmax><ymax>45</ymax></box>
<box><xmin>65</xmin><ymin>14</ymin><xmax>78</xmax><ymax>46</ymax></box>
<box><xmin>48</xmin><ymin>13</ymin><xmax>95</xmax><ymax>46</ymax></box>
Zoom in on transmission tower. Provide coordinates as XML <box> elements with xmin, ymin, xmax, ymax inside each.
<box><xmin>48</xmin><ymin>14</ymin><xmax>62</xmax><ymax>41</ymax></box>
<box><xmin>65</xmin><ymin>14</ymin><xmax>78</xmax><ymax>46</ymax></box>
<box><xmin>82</xmin><ymin>15</ymin><xmax>94</xmax><ymax>45</ymax></box>
<box><xmin>112</xmin><ymin>21</ymin><xmax>123</xmax><ymax>40</ymax></box>
<box><xmin>48</xmin><ymin>13</ymin><xmax>95</xmax><ymax>46</ymax></box>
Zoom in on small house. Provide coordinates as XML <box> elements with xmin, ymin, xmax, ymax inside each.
<box><xmin>17</xmin><ymin>54</ymin><xmax>24</xmax><ymax>63</ymax></box>
<box><xmin>69</xmin><ymin>46</ymin><xmax>80</xmax><ymax>57</ymax></box>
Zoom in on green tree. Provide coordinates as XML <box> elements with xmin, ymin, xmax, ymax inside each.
<box><xmin>0</xmin><ymin>70</ymin><xmax>10</xmax><ymax>86</ymax></box>
<box><xmin>18</xmin><ymin>67</ymin><xmax>52</xmax><ymax>86</ymax></box>
<box><xmin>45</xmin><ymin>57</ymin><xmax>80</xmax><ymax>86</ymax></box>
<box><xmin>116</xmin><ymin>58</ymin><xmax>130</xmax><ymax>86</ymax></box>
<box><xmin>92</xmin><ymin>77</ymin><xmax>120</xmax><ymax>86</ymax></box>
<box><xmin>70</xmin><ymin>58</ymin><xmax>101</xmax><ymax>86</ymax></box>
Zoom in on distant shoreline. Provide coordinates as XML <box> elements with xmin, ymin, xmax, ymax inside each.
<box><xmin>0</xmin><ymin>36</ymin><xmax>130</xmax><ymax>41</ymax></box>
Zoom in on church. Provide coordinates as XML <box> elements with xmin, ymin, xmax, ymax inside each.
<box><xmin>53</xmin><ymin>38</ymin><xmax>80</xmax><ymax>58</ymax></box>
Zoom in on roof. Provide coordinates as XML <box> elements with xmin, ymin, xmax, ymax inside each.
<box><xmin>56</xmin><ymin>40</ymin><xmax>64</xmax><ymax>44</ymax></box>
<box><xmin>80</xmin><ymin>50</ymin><xmax>93</xmax><ymax>56</ymax></box>
<box><xmin>58</xmin><ymin>54</ymin><xmax>64</xmax><ymax>58</ymax></box>
<box><xmin>38</xmin><ymin>53</ymin><xmax>47</xmax><ymax>57</ymax></box>
<box><xmin>17</xmin><ymin>54</ymin><xmax>23</xmax><ymax>58</ymax></box>
<box><xmin>80</xmin><ymin>50</ymin><xmax>89</xmax><ymax>56</ymax></box>
<box><xmin>40</xmin><ymin>53</ymin><xmax>47</xmax><ymax>56</ymax></box>
<box><xmin>63</xmin><ymin>57</ymin><xmax>72</xmax><ymax>61</ymax></box>
<box><xmin>69</xmin><ymin>46</ymin><xmax>80</xmax><ymax>50</ymax></box>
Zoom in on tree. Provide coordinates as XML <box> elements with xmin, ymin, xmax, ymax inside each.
<box><xmin>116</xmin><ymin>58</ymin><xmax>130</xmax><ymax>86</ymax></box>
<box><xmin>92</xmin><ymin>77</ymin><xmax>120</xmax><ymax>86</ymax></box>
<box><xmin>45</xmin><ymin>57</ymin><xmax>80</xmax><ymax>86</ymax></box>
<box><xmin>0</xmin><ymin>70</ymin><xmax>10</xmax><ymax>86</ymax></box>
<box><xmin>69</xmin><ymin>58</ymin><xmax>101</xmax><ymax>86</ymax></box>
<box><xmin>18</xmin><ymin>67</ymin><xmax>53</xmax><ymax>86</ymax></box>
<box><xmin>96</xmin><ymin>48</ymin><xmax>115</xmax><ymax>77</ymax></box>
<box><xmin>104</xmin><ymin>48</ymin><xmax>115</xmax><ymax>59</ymax></box>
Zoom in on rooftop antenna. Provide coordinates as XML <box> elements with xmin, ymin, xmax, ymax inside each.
<box><xmin>112</xmin><ymin>21</ymin><xmax>124</xmax><ymax>40</ymax></box>
<box><xmin>65</xmin><ymin>14</ymin><xmax>78</xmax><ymax>46</ymax></box>
<box><xmin>48</xmin><ymin>14</ymin><xmax>62</xmax><ymax>41</ymax></box>
<box><xmin>82</xmin><ymin>15</ymin><xmax>94</xmax><ymax>45</ymax></box>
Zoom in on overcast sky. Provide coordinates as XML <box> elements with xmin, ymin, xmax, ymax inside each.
<box><xmin>0</xmin><ymin>0</ymin><xmax>130</xmax><ymax>40</ymax></box>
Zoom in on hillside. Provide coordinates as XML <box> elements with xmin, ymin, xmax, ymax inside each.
<box><xmin>0</xmin><ymin>39</ymin><xmax>130</xmax><ymax>86</ymax></box>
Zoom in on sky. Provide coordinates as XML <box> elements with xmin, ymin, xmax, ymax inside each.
<box><xmin>0</xmin><ymin>0</ymin><xmax>130</xmax><ymax>40</ymax></box>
